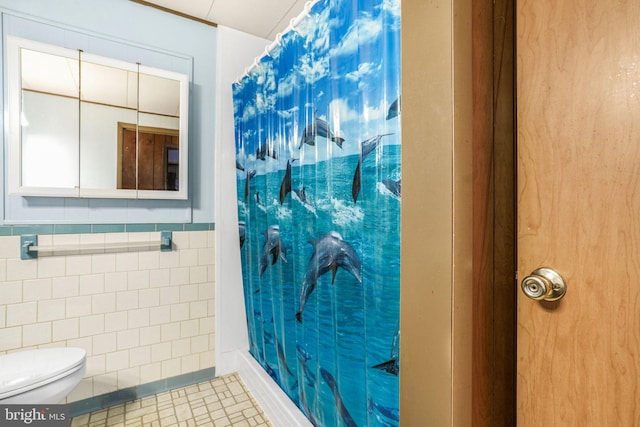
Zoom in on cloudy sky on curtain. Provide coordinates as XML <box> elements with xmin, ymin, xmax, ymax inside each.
<box><xmin>233</xmin><ymin>0</ymin><xmax>401</xmax><ymax>425</ymax></box>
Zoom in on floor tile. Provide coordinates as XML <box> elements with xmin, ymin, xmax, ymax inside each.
<box><xmin>71</xmin><ymin>373</ymin><xmax>272</xmax><ymax>427</ymax></box>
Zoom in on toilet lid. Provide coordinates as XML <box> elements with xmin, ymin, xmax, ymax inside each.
<box><xmin>0</xmin><ymin>347</ymin><xmax>86</xmax><ymax>399</ymax></box>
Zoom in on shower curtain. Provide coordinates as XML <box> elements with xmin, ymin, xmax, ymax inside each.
<box><xmin>233</xmin><ymin>0</ymin><xmax>400</xmax><ymax>425</ymax></box>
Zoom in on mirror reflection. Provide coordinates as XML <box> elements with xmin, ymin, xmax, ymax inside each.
<box><xmin>117</xmin><ymin>123</ymin><xmax>179</xmax><ymax>191</ymax></box>
<box><xmin>80</xmin><ymin>55</ymin><xmax>138</xmax><ymax>191</ymax></box>
<box><xmin>135</xmin><ymin>72</ymin><xmax>182</xmax><ymax>191</ymax></box>
<box><xmin>8</xmin><ymin>36</ymin><xmax>189</xmax><ymax>199</ymax></box>
<box><xmin>20</xmin><ymin>48</ymin><xmax>80</xmax><ymax>189</ymax></box>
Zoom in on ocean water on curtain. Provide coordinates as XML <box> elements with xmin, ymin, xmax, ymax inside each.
<box><xmin>233</xmin><ymin>0</ymin><xmax>401</xmax><ymax>426</ymax></box>
<box><xmin>237</xmin><ymin>148</ymin><xmax>400</xmax><ymax>427</ymax></box>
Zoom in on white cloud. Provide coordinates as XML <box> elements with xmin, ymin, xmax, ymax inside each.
<box><xmin>298</xmin><ymin>6</ymin><xmax>332</xmax><ymax>54</ymax></box>
<box><xmin>345</xmin><ymin>62</ymin><xmax>381</xmax><ymax>83</ymax></box>
<box><xmin>255</xmin><ymin>85</ymin><xmax>276</xmax><ymax>112</ymax></box>
<box><xmin>277</xmin><ymin>71</ymin><xmax>299</xmax><ymax>98</ymax></box>
<box><xmin>328</xmin><ymin>98</ymin><xmax>360</xmax><ymax>124</ymax></box>
<box><xmin>299</xmin><ymin>53</ymin><xmax>329</xmax><ymax>84</ymax></box>
<box><xmin>379</xmin><ymin>0</ymin><xmax>400</xmax><ymax>18</ymax></box>
<box><xmin>242</xmin><ymin>104</ymin><xmax>257</xmax><ymax>123</ymax></box>
<box><xmin>253</xmin><ymin>62</ymin><xmax>278</xmax><ymax>113</ymax></box>
<box><xmin>330</xmin><ymin>16</ymin><xmax>383</xmax><ymax>57</ymax></box>
<box><xmin>327</xmin><ymin>98</ymin><xmax>359</xmax><ymax>147</ymax></box>
<box><xmin>362</xmin><ymin>99</ymin><xmax>387</xmax><ymax>123</ymax></box>
<box><xmin>276</xmin><ymin>106</ymin><xmax>299</xmax><ymax>120</ymax></box>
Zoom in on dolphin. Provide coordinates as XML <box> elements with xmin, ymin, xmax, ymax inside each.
<box><xmin>367</xmin><ymin>398</ymin><xmax>400</xmax><ymax>424</ymax></box>
<box><xmin>296</xmin><ymin>344</ymin><xmax>312</xmax><ymax>362</ymax></box>
<box><xmin>255</xmin><ymin>191</ymin><xmax>265</xmax><ymax>208</ymax></box>
<box><xmin>320</xmin><ymin>368</ymin><xmax>358</xmax><ymax>427</ymax></box>
<box><xmin>263</xmin><ymin>329</ymin><xmax>274</xmax><ymax>343</ymax></box>
<box><xmin>296</xmin><ymin>231</ymin><xmax>362</xmax><ymax>322</ymax></box>
<box><xmin>263</xmin><ymin>360</ymin><xmax>280</xmax><ymax>383</ymax></box>
<box><xmin>296</xmin><ymin>352</ymin><xmax>319</xmax><ymax>426</ymax></box>
<box><xmin>279</xmin><ymin>160</ymin><xmax>294</xmax><ymax>204</ymax></box>
<box><xmin>299</xmin><ymin>382</ymin><xmax>319</xmax><ymax>426</ymax></box>
<box><xmin>236</xmin><ymin>160</ymin><xmax>245</xmax><ymax>171</ymax></box>
<box><xmin>296</xmin><ymin>344</ymin><xmax>316</xmax><ymax>386</ymax></box>
<box><xmin>372</xmin><ymin>327</ymin><xmax>399</xmax><ymax>376</ymax></box>
<box><xmin>298</xmin><ymin>118</ymin><xmax>345</xmax><ymax>149</ymax></box>
<box><xmin>361</xmin><ymin>133</ymin><xmax>393</xmax><ymax>161</ymax></box>
<box><xmin>293</xmin><ymin>187</ymin><xmax>309</xmax><ymax>204</ymax></box>
<box><xmin>381</xmin><ymin>179</ymin><xmax>401</xmax><ymax>198</ymax></box>
<box><xmin>259</xmin><ymin>225</ymin><xmax>288</xmax><ymax>276</ymax></box>
<box><xmin>386</xmin><ymin>97</ymin><xmax>400</xmax><ymax>120</ymax></box>
<box><xmin>239</xmin><ymin>221</ymin><xmax>246</xmax><ymax>248</ymax></box>
<box><xmin>351</xmin><ymin>134</ymin><xmax>393</xmax><ymax>203</ymax></box>
<box><xmin>244</xmin><ymin>169</ymin><xmax>256</xmax><ymax>201</ymax></box>
<box><xmin>256</xmin><ymin>140</ymin><xmax>277</xmax><ymax>160</ymax></box>
<box><xmin>352</xmin><ymin>162</ymin><xmax>363</xmax><ymax>203</ymax></box>
<box><xmin>275</xmin><ymin>335</ymin><xmax>295</xmax><ymax>377</ymax></box>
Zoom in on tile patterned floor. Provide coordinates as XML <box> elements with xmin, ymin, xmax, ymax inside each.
<box><xmin>70</xmin><ymin>373</ymin><xmax>273</xmax><ymax>427</ymax></box>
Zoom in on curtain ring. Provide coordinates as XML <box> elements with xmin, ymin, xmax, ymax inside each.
<box><xmin>303</xmin><ymin>1</ymin><xmax>314</xmax><ymax>16</ymax></box>
<box><xmin>266</xmin><ymin>35</ymin><xmax>280</xmax><ymax>56</ymax></box>
<box><xmin>290</xmin><ymin>17</ymin><xmax>303</xmax><ymax>35</ymax></box>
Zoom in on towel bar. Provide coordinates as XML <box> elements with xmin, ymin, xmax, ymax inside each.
<box><xmin>20</xmin><ymin>231</ymin><xmax>172</xmax><ymax>260</ymax></box>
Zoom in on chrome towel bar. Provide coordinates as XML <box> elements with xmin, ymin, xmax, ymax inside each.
<box><xmin>20</xmin><ymin>231</ymin><xmax>172</xmax><ymax>260</ymax></box>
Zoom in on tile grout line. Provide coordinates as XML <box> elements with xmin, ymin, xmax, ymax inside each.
<box><xmin>71</xmin><ymin>372</ymin><xmax>272</xmax><ymax>427</ymax></box>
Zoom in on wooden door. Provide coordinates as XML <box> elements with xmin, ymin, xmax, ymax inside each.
<box><xmin>118</xmin><ymin>125</ymin><xmax>179</xmax><ymax>191</ymax></box>
<box><xmin>137</xmin><ymin>132</ymin><xmax>178</xmax><ymax>191</ymax></box>
<box><xmin>517</xmin><ymin>0</ymin><xmax>640</xmax><ymax>425</ymax></box>
<box><xmin>120</xmin><ymin>128</ymin><xmax>137</xmax><ymax>190</ymax></box>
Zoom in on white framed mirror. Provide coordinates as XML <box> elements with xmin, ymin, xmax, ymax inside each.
<box><xmin>7</xmin><ymin>35</ymin><xmax>189</xmax><ymax>200</ymax></box>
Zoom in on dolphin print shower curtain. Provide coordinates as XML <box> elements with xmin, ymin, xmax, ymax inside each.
<box><xmin>233</xmin><ymin>0</ymin><xmax>400</xmax><ymax>425</ymax></box>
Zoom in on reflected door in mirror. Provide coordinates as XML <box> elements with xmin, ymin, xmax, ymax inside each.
<box><xmin>118</xmin><ymin>124</ymin><xmax>179</xmax><ymax>191</ymax></box>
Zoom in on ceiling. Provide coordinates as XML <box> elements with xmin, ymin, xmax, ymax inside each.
<box><xmin>133</xmin><ymin>0</ymin><xmax>309</xmax><ymax>41</ymax></box>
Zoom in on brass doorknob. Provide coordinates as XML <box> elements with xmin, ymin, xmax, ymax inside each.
<box><xmin>521</xmin><ymin>267</ymin><xmax>566</xmax><ymax>301</ymax></box>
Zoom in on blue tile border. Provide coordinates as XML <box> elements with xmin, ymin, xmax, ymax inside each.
<box><xmin>0</xmin><ymin>223</ymin><xmax>215</xmax><ymax>236</ymax></box>
<box><xmin>68</xmin><ymin>367</ymin><xmax>216</xmax><ymax>418</ymax></box>
<box><xmin>12</xmin><ymin>225</ymin><xmax>54</xmax><ymax>236</ymax></box>
<box><xmin>184</xmin><ymin>223</ymin><xmax>211</xmax><ymax>231</ymax></box>
<box><xmin>91</xmin><ymin>224</ymin><xmax>126</xmax><ymax>233</ymax></box>
<box><xmin>54</xmin><ymin>224</ymin><xmax>92</xmax><ymax>234</ymax></box>
<box><xmin>124</xmin><ymin>223</ymin><xmax>157</xmax><ymax>232</ymax></box>
<box><xmin>156</xmin><ymin>223</ymin><xmax>187</xmax><ymax>232</ymax></box>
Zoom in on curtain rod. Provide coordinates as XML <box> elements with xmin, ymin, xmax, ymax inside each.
<box><xmin>235</xmin><ymin>0</ymin><xmax>320</xmax><ymax>84</ymax></box>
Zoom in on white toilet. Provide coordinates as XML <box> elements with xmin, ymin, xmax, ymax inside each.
<box><xmin>0</xmin><ymin>347</ymin><xmax>86</xmax><ymax>404</ymax></box>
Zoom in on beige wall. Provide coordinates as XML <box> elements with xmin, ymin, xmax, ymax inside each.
<box><xmin>0</xmin><ymin>230</ymin><xmax>215</xmax><ymax>403</ymax></box>
<box><xmin>400</xmin><ymin>0</ymin><xmax>473</xmax><ymax>424</ymax></box>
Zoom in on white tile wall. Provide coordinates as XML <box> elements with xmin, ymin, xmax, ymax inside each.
<box><xmin>0</xmin><ymin>230</ymin><xmax>216</xmax><ymax>403</ymax></box>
